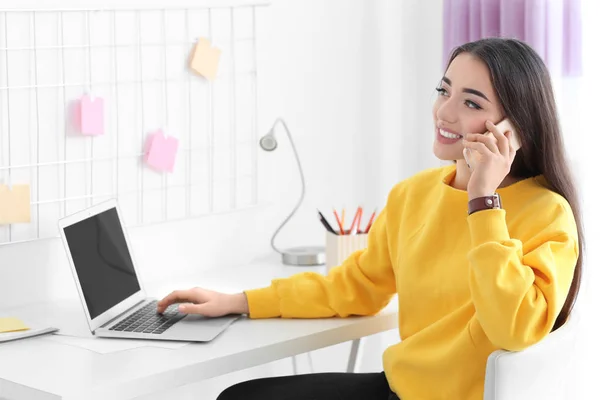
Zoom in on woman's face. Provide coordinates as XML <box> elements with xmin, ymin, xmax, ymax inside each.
<box><xmin>432</xmin><ymin>53</ymin><xmax>504</xmax><ymax>161</ymax></box>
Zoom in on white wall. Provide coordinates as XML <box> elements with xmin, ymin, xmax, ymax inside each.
<box><xmin>358</xmin><ymin>0</ymin><xmax>444</xmax><ymax>208</ymax></box>
<box><xmin>567</xmin><ymin>2</ymin><xmax>600</xmax><ymax>399</ymax></box>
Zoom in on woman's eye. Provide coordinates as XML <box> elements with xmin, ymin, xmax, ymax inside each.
<box><xmin>435</xmin><ymin>87</ymin><xmax>449</xmax><ymax>96</ymax></box>
<box><xmin>435</xmin><ymin>87</ymin><xmax>481</xmax><ymax>110</ymax></box>
<box><xmin>465</xmin><ymin>100</ymin><xmax>482</xmax><ymax>110</ymax></box>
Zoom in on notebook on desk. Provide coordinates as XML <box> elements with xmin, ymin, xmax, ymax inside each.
<box><xmin>57</xmin><ymin>199</ymin><xmax>238</xmax><ymax>342</ymax></box>
<box><xmin>0</xmin><ymin>317</ymin><xmax>58</xmax><ymax>343</ymax></box>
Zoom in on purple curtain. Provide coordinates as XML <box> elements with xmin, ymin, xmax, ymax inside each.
<box><xmin>443</xmin><ymin>0</ymin><xmax>582</xmax><ymax>76</ymax></box>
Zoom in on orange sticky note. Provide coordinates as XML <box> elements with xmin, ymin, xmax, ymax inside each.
<box><xmin>0</xmin><ymin>317</ymin><xmax>30</xmax><ymax>333</ymax></box>
<box><xmin>189</xmin><ymin>37</ymin><xmax>221</xmax><ymax>81</ymax></box>
<box><xmin>0</xmin><ymin>184</ymin><xmax>31</xmax><ymax>224</ymax></box>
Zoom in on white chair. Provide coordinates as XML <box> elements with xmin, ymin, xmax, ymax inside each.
<box><xmin>483</xmin><ymin>310</ymin><xmax>580</xmax><ymax>400</ymax></box>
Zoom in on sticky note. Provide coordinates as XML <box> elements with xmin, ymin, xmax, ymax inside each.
<box><xmin>80</xmin><ymin>95</ymin><xmax>104</xmax><ymax>135</ymax></box>
<box><xmin>0</xmin><ymin>317</ymin><xmax>30</xmax><ymax>333</ymax></box>
<box><xmin>189</xmin><ymin>37</ymin><xmax>221</xmax><ymax>81</ymax></box>
<box><xmin>145</xmin><ymin>130</ymin><xmax>179</xmax><ymax>173</ymax></box>
<box><xmin>0</xmin><ymin>184</ymin><xmax>31</xmax><ymax>224</ymax></box>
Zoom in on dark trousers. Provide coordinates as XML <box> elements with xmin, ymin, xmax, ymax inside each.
<box><xmin>217</xmin><ymin>372</ymin><xmax>400</xmax><ymax>400</ymax></box>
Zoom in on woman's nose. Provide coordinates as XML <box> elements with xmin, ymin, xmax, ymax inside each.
<box><xmin>435</xmin><ymin>98</ymin><xmax>459</xmax><ymax>124</ymax></box>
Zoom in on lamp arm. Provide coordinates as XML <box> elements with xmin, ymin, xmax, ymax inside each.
<box><xmin>268</xmin><ymin>118</ymin><xmax>306</xmax><ymax>255</ymax></box>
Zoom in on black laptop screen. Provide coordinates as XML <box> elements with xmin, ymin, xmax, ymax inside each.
<box><xmin>63</xmin><ymin>207</ymin><xmax>141</xmax><ymax>319</ymax></box>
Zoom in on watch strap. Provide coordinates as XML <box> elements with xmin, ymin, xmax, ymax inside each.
<box><xmin>468</xmin><ymin>193</ymin><xmax>502</xmax><ymax>215</ymax></box>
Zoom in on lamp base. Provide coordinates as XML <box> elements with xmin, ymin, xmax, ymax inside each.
<box><xmin>281</xmin><ymin>246</ymin><xmax>326</xmax><ymax>266</ymax></box>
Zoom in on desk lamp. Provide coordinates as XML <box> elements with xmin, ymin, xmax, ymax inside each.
<box><xmin>259</xmin><ymin>118</ymin><xmax>326</xmax><ymax>266</ymax></box>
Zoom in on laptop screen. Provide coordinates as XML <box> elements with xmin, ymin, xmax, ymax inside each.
<box><xmin>63</xmin><ymin>207</ymin><xmax>141</xmax><ymax>319</ymax></box>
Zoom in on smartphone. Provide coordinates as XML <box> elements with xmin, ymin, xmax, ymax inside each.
<box><xmin>463</xmin><ymin>118</ymin><xmax>521</xmax><ymax>169</ymax></box>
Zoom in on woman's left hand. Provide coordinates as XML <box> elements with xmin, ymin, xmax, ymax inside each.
<box><xmin>463</xmin><ymin>120</ymin><xmax>517</xmax><ymax>200</ymax></box>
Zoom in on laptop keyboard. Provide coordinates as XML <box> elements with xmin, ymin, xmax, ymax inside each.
<box><xmin>109</xmin><ymin>300</ymin><xmax>185</xmax><ymax>335</ymax></box>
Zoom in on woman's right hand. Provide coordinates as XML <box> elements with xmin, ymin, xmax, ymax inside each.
<box><xmin>156</xmin><ymin>287</ymin><xmax>249</xmax><ymax>317</ymax></box>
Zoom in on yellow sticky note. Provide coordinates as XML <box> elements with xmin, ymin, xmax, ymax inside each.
<box><xmin>0</xmin><ymin>317</ymin><xmax>30</xmax><ymax>333</ymax></box>
<box><xmin>189</xmin><ymin>37</ymin><xmax>221</xmax><ymax>81</ymax></box>
<box><xmin>0</xmin><ymin>184</ymin><xmax>31</xmax><ymax>224</ymax></box>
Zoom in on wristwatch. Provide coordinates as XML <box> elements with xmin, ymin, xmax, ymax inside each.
<box><xmin>468</xmin><ymin>193</ymin><xmax>502</xmax><ymax>215</ymax></box>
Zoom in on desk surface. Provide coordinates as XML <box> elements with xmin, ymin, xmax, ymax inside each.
<box><xmin>0</xmin><ymin>257</ymin><xmax>399</xmax><ymax>400</ymax></box>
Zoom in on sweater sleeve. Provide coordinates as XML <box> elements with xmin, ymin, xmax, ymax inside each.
<box><xmin>466</xmin><ymin>204</ymin><xmax>578</xmax><ymax>351</ymax></box>
<box><xmin>244</xmin><ymin>207</ymin><xmax>396</xmax><ymax>319</ymax></box>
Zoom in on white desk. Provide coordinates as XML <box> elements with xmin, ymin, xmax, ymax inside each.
<box><xmin>0</xmin><ymin>257</ymin><xmax>398</xmax><ymax>400</ymax></box>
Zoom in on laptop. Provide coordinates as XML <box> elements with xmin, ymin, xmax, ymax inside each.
<box><xmin>58</xmin><ymin>199</ymin><xmax>239</xmax><ymax>342</ymax></box>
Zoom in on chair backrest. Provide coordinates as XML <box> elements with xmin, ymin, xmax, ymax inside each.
<box><xmin>483</xmin><ymin>309</ymin><xmax>580</xmax><ymax>400</ymax></box>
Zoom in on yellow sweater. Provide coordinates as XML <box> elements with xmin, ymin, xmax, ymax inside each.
<box><xmin>245</xmin><ymin>165</ymin><xmax>579</xmax><ymax>400</ymax></box>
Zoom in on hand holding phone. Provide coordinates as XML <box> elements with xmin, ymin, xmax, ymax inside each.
<box><xmin>463</xmin><ymin>118</ymin><xmax>521</xmax><ymax>169</ymax></box>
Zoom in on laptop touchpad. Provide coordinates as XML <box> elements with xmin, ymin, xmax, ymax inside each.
<box><xmin>179</xmin><ymin>314</ymin><xmax>239</xmax><ymax>328</ymax></box>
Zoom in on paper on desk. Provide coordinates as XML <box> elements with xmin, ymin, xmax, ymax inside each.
<box><xmin>0</xmin><ymin>317</ymin><xmax>29</xmax><ymax>333</ymax></box>
<box><xmin>47</xmin><ymin>335</ymin><xmax>190</xmax><ymax>354</ymax></box>
<box><xmin>8</xmin><ymin>301</ymin><xmax>95</xmax><ymax>338</ymax></box>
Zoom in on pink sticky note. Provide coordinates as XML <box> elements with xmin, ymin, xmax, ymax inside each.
<box><xmin>80</xmin><ymin>95</ymin><xmax>104</xmax><ymax>135</ymax></box>
<box><xmin>145</xmin><ymin>130</ymin><xmax>179</xmax><ymax>173</ymax></box>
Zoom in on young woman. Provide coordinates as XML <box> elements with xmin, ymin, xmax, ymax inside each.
<box><xmin>157</xmin><ymin>38</ymin><xmax>583</xmax><ymax>400</ymax></box>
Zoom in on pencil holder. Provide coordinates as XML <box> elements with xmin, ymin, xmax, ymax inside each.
<box><xmin>325</xmin><ymin>231</ymin><xmax>369</xmax><ymax>272</ymax></box>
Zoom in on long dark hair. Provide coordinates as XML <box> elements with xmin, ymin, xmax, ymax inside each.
<box><xmin>446</xmin><ymin>38</ymin><xmax>583</xmax><ymax>331</ymax></box>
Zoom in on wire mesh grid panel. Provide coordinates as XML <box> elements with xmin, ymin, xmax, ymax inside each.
<box><xmin>0</xmin><ymin>2</ymin><xmax>264</xmax><ymax>244</ymax></box>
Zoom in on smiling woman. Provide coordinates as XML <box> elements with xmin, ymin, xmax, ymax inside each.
<box><xmin>159</xmin><ymin>38</ymin><xmax>583</xmax><ymax>400</ymax></box>
<box><xmin>436</xmin><ymin>38</ymin><xmax>583</xmax><ymax>333</ymax></box>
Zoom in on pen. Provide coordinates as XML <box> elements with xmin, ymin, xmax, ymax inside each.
<box><xmin>356</xmin><ymin>207</ymin><xmax>363</xmax><ymax>233</ymax></box>
<box><xmin>333</xmin><ymin>209</ymin><xmax>344</xmax><ymax>235</ymax></box>
<box><xmin>341</xmin><ymin>209</ymin><xmax>346</xmax><ymax>233</ymax></box>
<box><xmin>364</xmin><ymin>209</ymin><xmax>377</xmax><ymax>233</ymax></box>
<box><xmin>318</xmin><ymin>210</ymin><xmax>336</xmax><ymax>234</ymax></box>
<box><xmin>349</xmin><ymin>206</ymin><xmax>363</xmax><ymax>235</ymax></box>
